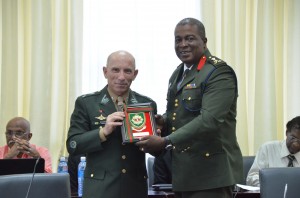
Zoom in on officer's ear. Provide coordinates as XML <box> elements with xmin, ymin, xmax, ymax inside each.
<box><xmin>132</xmin><ymin>69</ymin><xmax>138</xmax><ymax>81</ymax></box>
<box><xmin>202</xmin><ymin>37</ymin><xmax>207</xmax><ymax>44</ymax></box>
<box><xmin>103</xmin><ymin>66</ymin><xmax>108</xmax><ymax>79</ymax></box>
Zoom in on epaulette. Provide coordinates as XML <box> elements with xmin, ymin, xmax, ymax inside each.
<box><xmin>176</xmin><ymin>64</ymin><xmax>182</xmax><ymax>68</ymax></box>
<box><xmin>207</xmin><ymin>56</ymin><xmax>227</xmax><ymax>67</ymax></box>
<box><xmin>81</xmin><ymin>91</ymin><xmax>101</xmax><ymax>98</ymax></box>
<box><xmin>133</xmin><ymin>91</ymin><xmax>154</xmax><ymax>102</ymax></box>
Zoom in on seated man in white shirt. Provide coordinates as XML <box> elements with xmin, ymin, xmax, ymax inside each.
<box><xmin>246</xmin><ymin>116</ymin><xmax>300</xmax><ymax>186</ymax></box>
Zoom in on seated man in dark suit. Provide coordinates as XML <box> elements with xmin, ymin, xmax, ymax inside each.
<box><xmin>153</xmin><ymin>150</ymin><xmax>172</xmax><ymax>185</ymax></box>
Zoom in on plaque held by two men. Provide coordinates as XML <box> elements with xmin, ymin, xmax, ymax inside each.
<box><xmin>119</xmin><ymin>102</ymin><xmax>157</xmax><ymax>143</ymax></box>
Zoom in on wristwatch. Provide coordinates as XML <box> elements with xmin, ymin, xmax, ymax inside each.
<box><xmin>164</xmin><ymin>136</ymin><xmax>173</xmax><ymax>150</ymax></box>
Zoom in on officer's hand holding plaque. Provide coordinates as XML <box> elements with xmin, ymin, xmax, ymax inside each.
<box><xmin>118</xmin><ymin>101</ymin><xmax>157</xmax><ymax>143</ymax></box>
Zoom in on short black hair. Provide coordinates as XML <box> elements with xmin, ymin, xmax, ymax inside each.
<box><xmin>286</xmin><ymin>116</ymin><xmax>300</xmax><ymax>132</ymax></box>
<box><xmin>175</xmin><ymin>18</ymin><xmax>206</xmax><ymax>40</ymax></box>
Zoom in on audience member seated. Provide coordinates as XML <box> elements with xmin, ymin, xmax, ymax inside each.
<box><xmin>67</xmin><ymin>154</ymin><xmax>85</xmax><ymax>196</ymax></box>
<box><xmin>246</xmin><ymin>116</ymin><xmax>300</xmax><ymax>186</ymax></box>
<box><xmin>153</xmin><ymin>150</ymin><xmax>172</xmax><ymax>184</ymax></box>
<box><xmin>0</xmin><ymin>117</ymin><xmax>52</xmax><ymax>173</ymax></box>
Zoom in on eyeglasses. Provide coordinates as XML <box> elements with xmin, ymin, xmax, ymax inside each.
<box><xmin>288</xmin><ymin>135</ymin><xmax>300</xmax><ymax>143</ymax></box>
<box><xmin>5</xmin><ymin>131</ymin><xmax>28</xmax><ymax>138</ymax></box>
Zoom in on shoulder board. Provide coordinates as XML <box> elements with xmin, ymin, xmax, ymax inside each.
<box><xmin>81</xmin><ymin>91</ymin><xmax>101</xmax><ymax>98</ymax></box>
<box><xmin>132</xmin><ymin>91</ymin><xmax>154</xmax><ymax>102</ymax></box>
<box><xmin>176</xmin><ymin>64</ymin><xmax>182</xmax><ymax>69</ymax></box>
<box><xmin>207</xmin><ymin>56</ymin><xmax>227</xmax><ymax>67</ymax></box>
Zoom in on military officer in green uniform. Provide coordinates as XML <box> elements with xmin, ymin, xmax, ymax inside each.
<box><xmin>136</xmin><ymin>18</ymin><xmax>243</xmax><ymax>198</ymax></box>
<box><xmin>67</xmin><ymin>50</ymin><xmax>157</xmax><ymax>198</ymax></box>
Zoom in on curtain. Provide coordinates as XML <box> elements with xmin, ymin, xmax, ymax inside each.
<box><xmin>0</xmin><ymin>0</ymin><xmax>83</xmax><ymax>170</ymax></box>
<box><xmin>1</xmin><ymin>0</ymin><xmax>299</xmax><ymax>171</ymax></box>
<box><xmin>199</xmin><ymin>0</ymin><xmax>300</xmax><ymax>154</ymax></box>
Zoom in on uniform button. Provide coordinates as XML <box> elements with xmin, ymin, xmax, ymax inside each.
<box><xmin>144</xmin><ymin>176</ymin><xmax>147</xmax><ymax>179</ymax></box>
<box><xmin>175</xmin><ymin>99</ymin><xmax>178</xmax><ymax>102</ymax></box>
<box><xmin>175</xmin><ymin>103</ymin><xmax>178</xmax><ymax>107</ymax></box>
<box><xmin>91</xmin><ymin>174</ymin><xmax>94</xmax><ymax>177</ymax></box>
<box><xmin>172</xmin><ymin>127</ymin><xmax>176</xmax><ymax>131</ymax></box>
<box><xmin>172</xmin><ymin>117</ymin><xmax>176</xmax><ymax>120</ymax></box>
<box><xmin>188</xmin><ymin>97</ymin><xmax>191</xmax><ymax>100</ymax></box>
<box><xmin>205</xmin><ymin>153</ymin><xmax>210</xmax><ymax>157</ymax></box>
<box><xmin>122</xmin><ymin>155</ymin><xmax>126</xmax><ymax>159</ymax></box>
<box><xmin>173</xmin><ymin>113</ymin><xmax>176</xmax><ymax>116</ymax></box>
<box><xmin>122</xmin><ymin>169</ymin><xmax>126</xmax><ymax>173</ymax></box>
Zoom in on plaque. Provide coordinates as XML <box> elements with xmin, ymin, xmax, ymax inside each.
<box><xmin>121</xmin><ymin>102</ymin><xmax>157</xmax><ymax>143</ymax></box>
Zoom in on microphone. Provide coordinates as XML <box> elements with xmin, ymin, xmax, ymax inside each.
<box><xmin>25</xmin><ymin>157</ymin><xmax>41</xmax><ymax>198</ymax></box>
<box><xmin>117</xmin><ymin>96</ymin><xmax>124</xmax><ymax>112</ymax></box>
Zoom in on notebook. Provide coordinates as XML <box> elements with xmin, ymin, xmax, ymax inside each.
<box><xmin>0</xmin><ymin>158</ymin><xmax>45</xmax><ymax>175</ymax></box>
<box><xmin>152</xmin><ymin>183</ymin><xmax>173</xmax><ymax>191</ymax></box>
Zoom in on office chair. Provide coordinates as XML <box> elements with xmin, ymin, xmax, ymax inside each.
<box><xmin>147</xmin><ymin>155</ymin><xmax>155</xmax><ymax>188</ymax></box>
<box><xmin>242</xmin><ymin>156</ymin><xmax>255</xmax><ymax>184</ymax></box>
<box><xmin>0</xmin><ymin>173</ymin><xmax>71</xmax><ymax>198</ymax></box>
<box><xmin>259</xmin><ymin>167</ymin><xmax>300</xmax><ymax>198</ymax></box>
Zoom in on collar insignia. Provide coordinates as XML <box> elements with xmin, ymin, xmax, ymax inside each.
<box><xmin>130</xmin><ymin>96</ymin><xmax>138</xmax><ymax>104</ymax></box>
<box><xmin>101</xmin><ymin>94</ymin><xmax>110</xmax><ymax>104</ymax></box>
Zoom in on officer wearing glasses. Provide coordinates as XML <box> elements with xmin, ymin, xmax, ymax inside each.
<box><xmin>246</xmin><ymin>116</ymin><xmax>300</xmax><ymax>186</ymax></box>
<box><xmin>0</xmin><ymin>117</ymin><xmax>52</xmax><ymax>173</ymax></box>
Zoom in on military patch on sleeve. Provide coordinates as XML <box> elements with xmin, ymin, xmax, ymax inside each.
<box><xmin>70</xmin><ymin>141</ymin><xmax>77</xmax><ymax>149</ymax></box>
<box><xmin>208</xmin><ymin>56</ymin><xmax>226</xmax><ymax>66</ymax></box>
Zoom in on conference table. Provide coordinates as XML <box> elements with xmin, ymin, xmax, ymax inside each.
<box><xmin>72</xmin><ymin>190</ymin><xmax>260</xmax><ymax>198</ymax></box>
<box><xmin>147</xmin><ymin>190</ymin><xmax>260</xmax><ymax>198</ymax></box>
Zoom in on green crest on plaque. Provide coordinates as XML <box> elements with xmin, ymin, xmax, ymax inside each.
<box><xmin>129</xmin><ymin>112</ymin><xmax>145</xmax><ymax>130</ymax></box>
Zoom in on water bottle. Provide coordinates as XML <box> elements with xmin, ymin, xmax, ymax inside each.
<box><xmin>78</xmin><ymin>156</ymin><xmax>86</xmax><ymax>197</ymax></box>
<box><xmin>57</xmin><ymin>156</ymin><xmax>68</xmax><ymax>173</ymax></box>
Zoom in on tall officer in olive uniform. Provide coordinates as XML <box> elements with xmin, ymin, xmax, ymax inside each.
<box><xmin>136</xmin><ymin>18</ymin><xmax>243</xmax><ymax>198</ymax></box>
<box><xmin>67</xmin><ymin>50</ymin><xmax>157</xmax><ymax>198</ymax></box>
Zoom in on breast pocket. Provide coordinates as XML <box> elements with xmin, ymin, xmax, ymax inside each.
<box><xmin>182</xmin><ymin>88</ymin><xmax>203</xmax><ymax>111</ymax></box>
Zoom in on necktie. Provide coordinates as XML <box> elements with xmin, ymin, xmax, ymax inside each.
<box><xmin>287</xmin><ymin>154</ymin><xmax>295</xmax><ymax>167</ymax></box>
<box><xmin>116</xmin><ymin>96</ymin><xmax>124</xmax><ymax>111</ymax></box>
<box><xmin>177</xmin><ymin>69</ymin><xmax>189</xmax><ymax>90</ymax></box>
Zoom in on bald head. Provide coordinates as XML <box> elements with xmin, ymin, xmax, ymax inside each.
<box><xmin>106</xmin><ymin>50</ymin><xmax>136</xmax><ymax>69</ymax></box>
<box><xmin>103</xmin><ymin>50</ymin><xmax>138</xmax><ymax>96</ymax></box>
<box><xmin>5</xmin><ymin>117</ymin><xmax>32</xmax><ymax>147</ymax></box>
<box><xmin>6</xmin><ymin>117</ymin><xmax>30</xmax><ymax>132</ymax></box>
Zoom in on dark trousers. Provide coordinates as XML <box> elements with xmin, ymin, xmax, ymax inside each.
<box><xmin>174</xmin><ymin>186</ymin><xmax>233</xmax><ymax>198</ymax></box>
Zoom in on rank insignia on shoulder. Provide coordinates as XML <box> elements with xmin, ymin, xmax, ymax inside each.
<box><xmin>208</xmin><ymin>56</ymin><xmax>225</xmax><ymax>66</ymax></box>
<box><xmin>186</xmin><ymin>83</ymin><xmax>196</xmax><ymax>89</ymax></box>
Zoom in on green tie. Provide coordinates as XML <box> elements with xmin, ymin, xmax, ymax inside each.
<box><xmin>177</xmin><ymin>69</ymin><xmax>189</xmax><ymax>90</ymax></box>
